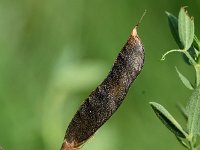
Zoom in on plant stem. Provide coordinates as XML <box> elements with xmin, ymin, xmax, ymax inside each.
<box><xmin>190</xmin><ymin>141</ymin><xmax>194</xmax><ymax>150</ymax></box>
<box><xmin>184</xmin><ymin>50</ymin><xmax>200</xmax><ymax>87</ymax></box>
<box><xmin>183</xmin><ymin>50</ymin><xmax>197</xmax><ymax>66</ymax></box>
<box><xmin>161</xmin><ymin>49</ymin><xmax>184</xmax><ymax>60</ymax></box>
<box><xmin>187</xmin><ymin>135</ymin><xmax>196</xmax><ymax>150</ymax></box>
<box><xmin>189</xmin><ymin>141</ymin><xmax>197</xmax><ymax>150</ymax></box>
<box><xmin>194</xmin><ymin>64</ymin><xmax>200</xmax><ymax>87</ymax></box>
<box><xmin>184</xmin><ymin>44</ymin><xmax>199</xmax><ymax>150</ymax></box>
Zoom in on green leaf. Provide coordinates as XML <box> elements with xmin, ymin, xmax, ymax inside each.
<box><xmin>193</xmin><ymin>47</ymin><xmax>199</xmax><ymax>57</ymax></box>
<box><xmin>150</xmin><ymin>102</ymin><xmax>187</xmax><ymax>138</ymax></box>
<box><xmin>186</xmin><ymin>85</ymin><xmax>200</xmax><ymax>136</ymax></box>
<box><xmin>175</xmin><ymin>67</ymin><xmax>194</xmax><ymax>90</ymax></box>
<box><xmin>193</xmin><ymin>35</ymin><xmax>200</xmax><ymax>52</ymax></box>
<box><xmin>178</xmin><ymin>7</ymin><xmax>194</xmax><ymax>50</ymax></box>
<box><xmin>166</xmin><ymin>11</ymin><xmax>183</xmax><ymax>49</ymax></box>
<box><xmin>176</xmin><ymin>136</ymin><xmax>190</xmax><ymax>149</ymax></box>
<box><xmin>177</xmin><ymin>103</ymin><xmax>188</xmax><ymax>121</ymax></box>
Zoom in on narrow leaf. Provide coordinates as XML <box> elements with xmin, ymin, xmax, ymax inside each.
<box><xmin>166</xmin><ymin>11</ymin><xmax>183</xmax><ymax>49</ymax></box>
<box><xmin>186</xmin><ymin>85</ymin><xmax>200</xmax><ymax>136</ymax></box>
<box><xmin>150</xmin><ymin>102</ymin><xmax>187</xmax><ymax>138</ymax></box>
<box><xmin>177</xmin><ymin>103</ymin><xmax>188</xmax><ymax>121</ymax></box>
<box><xmin>193</xmin><ymin>35</ymin><xmax>200</xmax><ymax>51</ymax></box>
<box><xmin>176</xmin><ymin>136</ymin><xmax>190</xmax><ymax>149</ymax></box>
<box><xmin>193</xmin><ymin>47</ymin><xmax>199</xmax><ymax>57</ymax></box>
<box><xmin>178</xmin><ymin>7</ymin><xmax>194</xmax><ymax>50</ymax></box>
<box><xmin>175</xmin><ymin>67</ymin><xmax>194</xmax><ymax>90</ymax></box>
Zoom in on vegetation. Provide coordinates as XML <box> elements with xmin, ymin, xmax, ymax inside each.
<box><xmin>0</xmin><ymin>1</ymin><xmax>199</xmax><ymax>150</ymax></box>
<box><xmin>150</xmin><ymin>7</ymin><xmax>200</xmax><ymax>150</ymax></box>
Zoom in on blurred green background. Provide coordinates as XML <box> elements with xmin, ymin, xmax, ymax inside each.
<box><xmin>0</xmin><ymin>0</ymin><xmax>200</xmax><ymax>149</ymax></box>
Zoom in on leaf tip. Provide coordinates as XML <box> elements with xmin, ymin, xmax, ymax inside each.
<box><xmin>165</xmin><ymin>11</ymin><xmax>170</xmax><ymax>16</ymax></box>
<box><xmin>149</xmin><ymin>102</ymin><xmax>154</xmax><ymax>106</ymax></box>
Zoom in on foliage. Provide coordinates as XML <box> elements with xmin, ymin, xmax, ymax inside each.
<box><xmin>150</xmin><ymin>7</ymin><xmax>200</xmax><ymax>150</ymax></box>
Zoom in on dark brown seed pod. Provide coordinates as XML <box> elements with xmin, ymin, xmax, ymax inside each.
<box><xmin>61</xmin><ymin>22</ymin><xmax>145</xmax><ymax>150</ymax></box>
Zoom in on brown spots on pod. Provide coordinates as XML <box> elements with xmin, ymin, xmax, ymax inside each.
<box><xmin>60</xmin><ymin>17</ymin><xmax>145</xmax><ymax>150</ymax></box>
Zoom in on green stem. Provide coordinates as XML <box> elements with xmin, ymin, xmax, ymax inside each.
<box><xmin>185</xmin><ymin>50</ymin><xmax>200</xmax><ymax>150</ymax></box>
<box><xmin>183</xmin><ymin>50</ymin><xmax>200</xmax><ymax>87</ymax></box>
<box><xmin>194</xmin><ymin>64</ymin><xmax>200</xmax><ymax>87</ymax></box>
<box><xmin>161</xmin><ymin>49</ymin><xmax>197</xmax><ymax>65</ymax></box>
<box><xmin>183</xmin><ymin>50</ymin><xmax>197</xmax><ymax>66</ymax></box>
<box><xmin>187</xmin><ymin>135</ymin><xmax>196</xmax><ymax>150</ymax></box>
<box><xmin>161</xmin><ymin>49</ymin><xmax>184</xmax><ymax>60</ymax></box>
<box><xmin>189</xmin><ymin>141</ymin><xmax>195</xmax><ymax>150</ymax></box>
<box><xmin>190</xmin><ymin>141</ymin><xmax>197</xmax><ymax>150</ymax></box>
<box><xmin>190</xmin><ymin>142</ymin><xmax>195</xmax><ymax>150</ymax></box>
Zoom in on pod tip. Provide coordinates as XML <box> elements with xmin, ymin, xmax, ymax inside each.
<box><xmin>131</xmin><ymin>27</ymin><xmax>137</xmax><ymax>37</ymax></box>
<box><xmin>131</xmin><ymin>10</ymin><xmax>146</xmax><ymax>37</ymax></box>
<box><xmin>61</xmin><ymin>140</ymin><xmax>77</xmax><ymax>150</ymax></box>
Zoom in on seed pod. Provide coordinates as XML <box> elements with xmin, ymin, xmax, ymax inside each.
<box><xmin>61</xmin><ymin>25</ymin><xmax>145</xmax><ymax>150</ymax></box>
